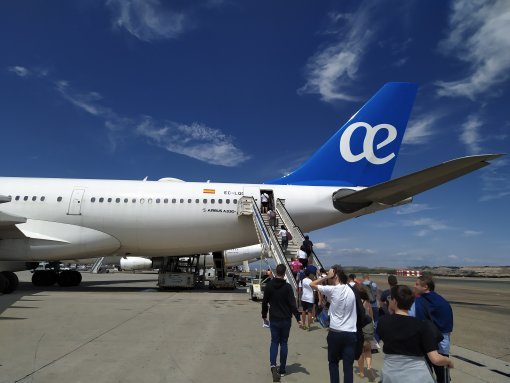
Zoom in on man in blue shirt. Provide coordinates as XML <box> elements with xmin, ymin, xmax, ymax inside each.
<box><xmin>410</xmin><ymin>275</ymin><xmax>453</xmax><ymax>383</ymax></box>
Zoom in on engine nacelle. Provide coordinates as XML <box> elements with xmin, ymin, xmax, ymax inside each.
<box><xmin>120</xmin><ymin>257</ymin><xmax>153</xmax><ymax>271</ymax></box>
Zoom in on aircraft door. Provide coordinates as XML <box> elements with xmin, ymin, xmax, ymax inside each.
<box><xmin>243</xmin><ymin>186</ymin><xmax>260</xmax><ymax>206</ymax></box>
<box><xmin>68</xmin><ymin>188</ymin><xmax>85</xmax><ymax>215</ymax></box>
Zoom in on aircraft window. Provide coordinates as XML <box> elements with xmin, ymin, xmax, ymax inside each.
<box><xmin>32</xmin><ymin>196</ymin><xmax>37</xmax><ymax>201</ymax></box>
<box><xmin>132</xmin><ymin>198</ymin><xmax>136</xmax><ymax>203</ymax></box>
<box><xmin>24</xmin><ymin>196</ymin><xmax>28</xmax><ymax>201</ymax></box>
<box><xmin>116</xmin><ymin>198</ymin><xmax>121</xmax><ymax>203</ymax></box>
<box><xmin>91</xmin><ymin>197</ymin><xmax>96</xmax><ymax>203</ymax></box>
<box><xmin>226</xmin><ymin>199</ymin><xmax>230</xmax><ymax>204</ymax></box>
<box><xmin>203</xmin><ymin>199</ymin><xmax>207</xmax><ymax>204</ymax></box>
<box><xmin>57</xmin><ymin>197</ymin><xmax>63</xmax><ymax>202</ymax></box>
<box><xmin>148</xmin><ymin>198</ymin><xmax>153</xmax><ymax>204</ymax></box>
<box><xmin>164</xmin><ymin>198</ymin><xmax>168</xmax><ymax>203</ymax></box>
<box><xmin>172</xmin><ymin>199</ymin><xmax>176</xmax><ymax>203</ymax></box>
<box><xmin>41</xmin><ymin>196</ymin><xmax>45</xmax><ymax>201</ymax></box>
<box><xmin>187</xmin><ymin>199</ymin><xmax>192</xmax><ymax>203</ymax></box>
<box><xmin>211</xmin><ymin>199</ymin><xmax>215</xmax><ymax>204</ymax></box>
<box><xmin>15</xmin><ymin>196</ymin><xmax>20</xmax><ymax>201</ymax></box>
<box><xmin>180</xmin><ymin>198</ymin><xmax>184</xmax><ymax>203</ymax></box>
<box><xmin>156</xmin><ymin>198</ymin><xmax>161</xmax><ymax>203</ymax></box>
<box><xmin>99</xmin><ymin>197</ymin><xmax>104</xmax><ymax>203</ymax></box>
<box><xmin>107</xmin><ymin>198</ymin><xmax>112</xmax><ymax>203</ymax></box>
<box><xmin>196</xmin><ymin>199</ymin><xmax>199</xmax><ymax>203</ymax></box>
<box><xmin>218</xmin><ymin>199</ymin><xmax>223</xmax><ymax>204</ymax></box>
<box><xmin>140</xmin><ymin>198</ymin><xmax>145</xmax><ymax>204</ymax></box>
<box><xmin>124</xmin><ymin>198</ymin><xmax>128</xmax><ymax>203</ymax></box>
<box><xmin>233</xmin><ymin>199</ymin><xmax>238</xmax><ymax>204</ymax></box>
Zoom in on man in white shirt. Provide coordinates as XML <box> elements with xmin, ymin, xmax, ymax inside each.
<box><xmin>311</xmin><ymin>265</ymin><xmax>357</xmax><ymax>383</ymax></box>
<box><xmin>299</xmin><ymin>269</ymin><xmax>314</xmax><ymax>330</ymax></box>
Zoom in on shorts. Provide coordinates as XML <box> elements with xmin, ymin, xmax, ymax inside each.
<box><xmin>302</xmin><ymin>301</ymin><xmax>314</xmax><ymax>312</ymax></box>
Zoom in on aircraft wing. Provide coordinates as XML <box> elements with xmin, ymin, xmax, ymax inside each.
<box><xmin>333</xmin><ymin>154</ymin><xmax>504</xmax><ymax>212</ymax></box>
<box><xmin>0</xmin><ymin>212</ymin><xmax>27</xmax><ymax>238</ymax></box>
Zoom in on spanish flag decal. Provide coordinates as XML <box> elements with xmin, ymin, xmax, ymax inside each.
<box><xmin>203</xmin><ymin>189</ymin><xmax>215</xmax><ymax>194</ymax></box>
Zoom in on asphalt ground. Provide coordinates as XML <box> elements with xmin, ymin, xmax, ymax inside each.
<box><xmin>0</xmin><ymin>271</ymin><xmax>509</xmax><ymax>383</ymax></box>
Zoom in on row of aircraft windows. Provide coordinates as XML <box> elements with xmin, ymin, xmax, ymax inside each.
<box><xmin>9</xmin><ymin>195</ymin><xmax>238</xmax><ymax>205</ymax></box>
<box><xmin>89</xmin><ymin>197</ymin><xmax>238</xmax><ymax>205</ymax></box>
<box><xmin>12</xmin><ymin>195</ymin><xmax>62</xmax><ymax>202</ymax></box>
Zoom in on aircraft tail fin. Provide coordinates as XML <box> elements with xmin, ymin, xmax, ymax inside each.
<box><xmin>266</xmin><ymin>82</ymin><xmax>418</xmax><ymax>186</ymax></box>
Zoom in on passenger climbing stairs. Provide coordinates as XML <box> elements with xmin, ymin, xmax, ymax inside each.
<box><xmin>237</xmin><ymin>196</ymin><xmax>324</xmax><ymax>298</ymax></box>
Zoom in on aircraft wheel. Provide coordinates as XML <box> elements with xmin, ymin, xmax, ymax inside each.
<box><xmin>72</xmin><ymin>271</ymin><xmax>82</xmax><ymax>286</ymax></box>
<box><xmin>32</xmin><ymin>270</ymin><xmax>57</xmax><ymax>286</ymax></box>
<box><xmin>1</xmin><ymin>271</ymin><xmax>19</xmax><ymax>293</ymax></box>
<box><xmin>57</xmin><ymin>271</ymin><xmax>73</xmax><ymax>287</ymax></box>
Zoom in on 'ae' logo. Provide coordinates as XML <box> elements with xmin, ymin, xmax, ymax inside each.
<box><xmin>339</xmin><ymin>122</ymin><xmax>397</xmax><ymax>165</ymax></box>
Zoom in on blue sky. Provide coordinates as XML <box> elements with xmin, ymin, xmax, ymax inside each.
<box><xmin>0</xmin><ymin>0</ymin><xmax>509</xmax><ymax>267</ymax></box>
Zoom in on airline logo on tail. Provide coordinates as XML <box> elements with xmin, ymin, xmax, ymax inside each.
<box><xmin>339</xmin><ymin>122</ymin><xmax>398</xmax><ymax>165</ymax></box>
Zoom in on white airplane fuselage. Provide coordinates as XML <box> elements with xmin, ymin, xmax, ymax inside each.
<box><xmin>0</xmin><ymin>177</ymin><xmax>377</xmax><ymax>263</ymax></box>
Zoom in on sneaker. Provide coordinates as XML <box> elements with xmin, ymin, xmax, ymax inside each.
<box><xmin>271</xmin><ymin>366</ymin><xmax>281</xmax><ymax>382</ymax></box>
<box><xmin>277</xmin><ymin>367</ymin><xmax>286</xmax><ymax>377</ymax></box>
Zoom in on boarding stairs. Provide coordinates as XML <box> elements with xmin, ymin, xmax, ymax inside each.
<box><xmin>91</xmin><ymin>257</ymin><xmax>105</xmax><ymax>274</ymax></box>
<box><xmin>274</xmin><ymin>199</ymin><xmax>324</xmax><ymax>271</ymax></box>
<box><xmin>238</xmin><ymin>196</ymin><xmax>298</xmax><ymax>295</ymax></box>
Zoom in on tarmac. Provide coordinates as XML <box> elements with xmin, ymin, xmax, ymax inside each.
<box><xmin>0</xmin><ymin>271</ymin><xmax>509</xmax><ymax>383</ymax></box>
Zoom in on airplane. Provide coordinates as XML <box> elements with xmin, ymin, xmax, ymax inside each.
<box><xmin>0</xmin><ymin>82</ymin><xmax>502</xmax><ymax>294</ymax></box>
<box><xmin>74</xmin><ymin>244</ymin><xmax>263</xmax><ymax>271</ymax></box>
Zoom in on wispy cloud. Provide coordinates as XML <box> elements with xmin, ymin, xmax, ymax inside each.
<box><xmin>8</xmin><ymin>65</ymin><xmax>49</xmax><ymax>78</ymax></box>
<box><xmin>460</xmin><ymin>114</ymin><xmax>483</xmax><ymax>154</ymax></box>
<box><xmin>136</xmin><ymin>117</ymin><xmax>250</xmax><ymax>167</ymax></box>
<box><xmin>403</xmin><ymin>113</ymin><xmax>440</xmax><ymax>145</ymax></box>
<box><xmin>479</xmin><ymin>158</ymin><xmax>510</xmax><ymax>202</ymax></box>
<box><xmin>463</xmin><ymin>230</ymin><xmax>482</xmax><ymax>237</ymax></box>
<box><xmin>107</xmin><ymin>0</ymin><xmax>190</xmax><ymax>42</ymax></box>
<box><xmin>9</xmin><ymin>65</ymin><xmax>250</xmax><ymax>166</ymax></box>
<box><xmin>298</xmin><ymin>6</ymin><xmax>378</xmax><ymax>103</ymax></box>
<box><xmin>8</xmin><ymin>66</ymin><xmax>30</xmax><ymax>77</ymax></box>
<box><xmin>395</xmin><ymin>203</ymin><xmax>434</xmax><ymax>215</ymax></box>
<box><xmin>402</xmin><ymin>217</ymin><xmax>452</xmax><ymax>237</ymax></box>
<box><xmin>436</xmin><ymin>0</ymin><xmax>510</xmax><ymax>99</ymax></box>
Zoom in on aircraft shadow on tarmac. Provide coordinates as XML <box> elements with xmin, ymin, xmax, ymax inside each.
<box><xmin>1</xmin><ymin>280</ymin><xmax>248</xmax><ymax>317</ymax></box>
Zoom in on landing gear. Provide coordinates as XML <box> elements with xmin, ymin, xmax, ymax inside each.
<box><xmin>57</xmin><ymin>270</ymin><xmax>82</xmax><ymax>287</ymax></box>
<box><xmin>32</xmin><ymin>270</ymin><xmax>82</xmax><ymax>287</ymax></box>
<box><xmin>0</xmin><ymin>271</ymin><xmax>19</xmax><ymax>294</ymax></box>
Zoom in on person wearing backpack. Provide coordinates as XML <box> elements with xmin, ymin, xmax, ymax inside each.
<box><xmin>362</xmin><ymin>273</ymin><xmax>380</xmax><ymax>344</ymax></box>
<box><xmin>409</xmin><ymin>275</ymin><xmax>453</xmax><ymax>383</ymax></box>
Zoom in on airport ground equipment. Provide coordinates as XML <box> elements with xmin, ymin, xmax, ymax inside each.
<box><xmin>208</xmin><ymin>251</ymin><xmax>236</xmax><ymax>289</ymax></box>
<box><xmin>155</xmin><ymin>256</ymin><xmax>200</xmax><ymax>289</ymax></box>
<box><xmin>91</xmin><ymin>257</ymin><xmax>105</xmax><ymax>273</ymax></box>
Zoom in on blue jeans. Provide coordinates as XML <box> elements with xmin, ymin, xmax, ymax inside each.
<box><xmin>327</xmin><ymin>330</ymin><xmax>357</xmax><ymax>383</ymax></box>
<box><xmin>269</xmin><ymin>318</ymin><xmax>291</xmax><ymax>370</ymax></box>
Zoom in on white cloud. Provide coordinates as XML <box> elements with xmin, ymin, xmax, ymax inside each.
<box><xmin>8</xmin><ymin>66</ymin><xmax>30</xmax><ymax>77</ymax></box>
<box><xmin>136</xmin><ymin>117</ymin><xmax>250</xmax><ymax>167</ymax></box>
<box><xmin>463</xmin><ymin>230</ymin><xmax>482</xmax><ymax>237</ymax></box>
<box><xmin>314</xmin><ymin>242</ymin><xmax>328</xmax><ymax>250</ymax></box>
<box><xmin>447</xmin><ymin>254</ymin><xmax>459</xmax><ymax>260</ymax></box>
<box><xmin>10</xmin><ymin>67</ymin><xmax>249</xmax><ymax>165</ymax></box>
<box><xmin>395</xmin><ymin>203</ymin><xmax>434</xmax><ymax>215</ymax></box>
<box><xmin>460</xmin><ymin>115</ymin><xmax>483</xmax><ymax>154</ymax></box>
<box><xmin>403</xmin><ymin>113</ymin><xmax>439</xmax><ymax>145</ymax></box>
<box><xmin>107</xmin><ymin>0</ymin><xmax>189</xmax><ymax>42</ymax></box>
<box><xmin>298</xmin><ymin>6</ymin><xmax>377</xmax><ymax>103</ymax></box>
<box><xmin>479</xmin><ymin>158</ymin><xmax>510</xmax><ymax>202</ymax></box>
<box><xmin>403</xmin><ymin>217</ymin><xmax>452</xmax><ymax>237</ymax></box>
<box><xmin>436</xmin><ymin>0</ymin><xmax>510</xmax><ymax>99</ymax></box>
<box><xmin>337</xmin><ymin>248</ymin><xmax>376</xmax><ymax>256</ymax></box>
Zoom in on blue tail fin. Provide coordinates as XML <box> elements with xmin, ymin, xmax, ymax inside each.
<box><xmin>266</xmin><ymin>82</ymin><xmax>418</xmax><ymax>187</ymax></box>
